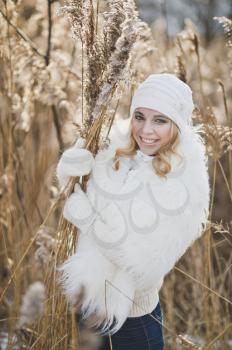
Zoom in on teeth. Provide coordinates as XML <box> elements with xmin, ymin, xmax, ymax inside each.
<box><xmin>141</xmin><ymin>137</ymin><xmax>157</xmax><ymax>144</ymax></box>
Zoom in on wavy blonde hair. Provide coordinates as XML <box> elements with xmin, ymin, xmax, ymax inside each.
<box><xmin>112</xmin><ymin>119</ymin><xmax>182</xmax><ymax>178</ymax></box>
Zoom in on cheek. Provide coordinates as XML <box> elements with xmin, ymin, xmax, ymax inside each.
<box><xmin>131</xmin><ymin>121</ymin><xmax>140</xmax><ymax>136</ymax></box>
<box><xmin>160</xmin><ymin>124</ymin><xmax>172</xmax><ymax>140</ymax></box>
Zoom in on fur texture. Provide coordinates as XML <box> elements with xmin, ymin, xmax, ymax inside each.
<box><xmin>57</xmin><ymin>118</ymin><xmax>210</xmax><ymax>335</ymax></box>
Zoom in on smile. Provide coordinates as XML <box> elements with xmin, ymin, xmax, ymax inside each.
<box><xmin>140</xmin><ymin>137</ymin><xmax>159</xmax><ymax>145</ymax></box>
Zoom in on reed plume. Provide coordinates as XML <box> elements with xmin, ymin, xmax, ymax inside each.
<box><xmin>17</xmin><ymin>282</ymin><xmax>46</xmax><ymax>328</ymax></box>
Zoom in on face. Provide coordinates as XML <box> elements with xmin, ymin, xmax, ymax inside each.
<box><xmin>131</xmin><ymin>107</ymin><xmax>173</xmax><ymax>156</ymax></box>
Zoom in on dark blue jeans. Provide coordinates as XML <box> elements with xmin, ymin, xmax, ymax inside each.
<box><xmin>97</xmin><ymin>301</ymin><xmax>164</xmax><ymax>350</ymax></box>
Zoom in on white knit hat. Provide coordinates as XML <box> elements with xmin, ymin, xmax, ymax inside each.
<box><xmin>130</xmin><ymin>73</ymin><xmax>195</xmax><ymax>133</ymax></box>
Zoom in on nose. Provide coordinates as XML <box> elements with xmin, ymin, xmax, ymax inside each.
<box><xmin>141</xmin><ymin>120</ymin><xmax>157</xmax><ymax>135</ymax></box>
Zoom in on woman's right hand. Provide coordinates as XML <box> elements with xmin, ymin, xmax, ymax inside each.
<box><xmin>56</xmin><ymin>137</ymin><xmax>94</xmax><ymax>190</ymax></box>
<box><xmin>63</xmin><ymin>183</ymin><xmax>97</xmax><ymax>233</ymax></box>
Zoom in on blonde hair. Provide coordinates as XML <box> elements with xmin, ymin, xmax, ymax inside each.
<box><xmin>112</xmin><ymin>120</ymin><xmax>182</xmax><ymax>178</ymax></box>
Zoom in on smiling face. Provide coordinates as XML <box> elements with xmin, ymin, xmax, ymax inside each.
<box><xmin>131</xmin><ymin>107</ymin><xmax>173</xmax><ymax>156</ymax></box>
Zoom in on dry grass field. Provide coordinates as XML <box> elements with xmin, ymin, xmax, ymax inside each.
<box><xmin>0</xmin><ymin>0</ymin><xmax>232</xmax><ymax>349</ymax></box>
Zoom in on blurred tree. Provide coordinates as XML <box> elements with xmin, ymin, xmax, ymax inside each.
<box><xmin>135</xmin><ymin>0</ymin><xmax>232</xmax><ymax>41</ymax></box>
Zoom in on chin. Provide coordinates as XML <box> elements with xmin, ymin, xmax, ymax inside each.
<box><xmin>139</xmin><ymin>147</ymin><xmax>158</xmax><ymax>156</ymax></box>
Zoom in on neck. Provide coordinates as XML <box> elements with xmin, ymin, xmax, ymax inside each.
<box><xmin>135</xmin><ymin>149</ymin><xmax>156</xmax><ymax>161</ymax></box>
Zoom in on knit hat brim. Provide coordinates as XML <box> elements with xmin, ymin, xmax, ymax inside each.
<box><xmin>129</xmin><ymin>74</ymin><xmax>195</xmax><ymax>134</ymax></box>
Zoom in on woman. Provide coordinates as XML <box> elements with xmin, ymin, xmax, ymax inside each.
<box><xmin>56</xmin><ymin>73</ymin><xmax>210</xmax><ymax>350</ymax></box>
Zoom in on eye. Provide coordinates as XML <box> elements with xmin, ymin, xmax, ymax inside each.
<box><xmin>134</xmin><ymin>114</ymin><xmax>144</xmax><ymax>121</ymax></box>
<box><xmin>153</xmin><ymin>118</ymin><xmax>167</xmax><ymax>123</ymax></box>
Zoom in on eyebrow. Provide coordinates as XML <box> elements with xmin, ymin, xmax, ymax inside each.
<box><xmin>134</xmin><ymin>111</ymin><xmax>167</xmax><ymax>118</ymax></box>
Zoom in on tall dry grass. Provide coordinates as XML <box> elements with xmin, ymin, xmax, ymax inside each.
<box><xmin>0</xmin><ymin>0</ymin><xmax>231</xmax><ymax>349</ymax></box>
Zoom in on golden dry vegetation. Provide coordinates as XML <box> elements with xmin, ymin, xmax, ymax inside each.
<box><xmin>0</xmin><ymin>0</ymin><xmax>232</xmax><ymax>349</ymax></box>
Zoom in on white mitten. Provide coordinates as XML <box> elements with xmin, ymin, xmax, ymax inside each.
<box><xmin>56</xmin><ymin>137</ymin><xmax>94</xmax><ymax>190</ymax></box>
<box><xmin>63</xmin><ymin>183</ymin><xmax>97</xmax><ymax>233</ymax></box>
<box><xmin>63</xmin><ymin>183</ymin><xmax>127</xmax><ymax>274</ymax></box>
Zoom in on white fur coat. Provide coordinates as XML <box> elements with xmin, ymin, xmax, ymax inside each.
<box><xmin>57</xmin><ymin>118</ymin><xmax>210</xmax><ymax>335</ymax></box>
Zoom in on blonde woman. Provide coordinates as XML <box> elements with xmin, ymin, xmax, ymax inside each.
<box><xmin>56</xmin><ymin>73</ymin><xmax>210</xmax><ymax>350</ymax></box>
